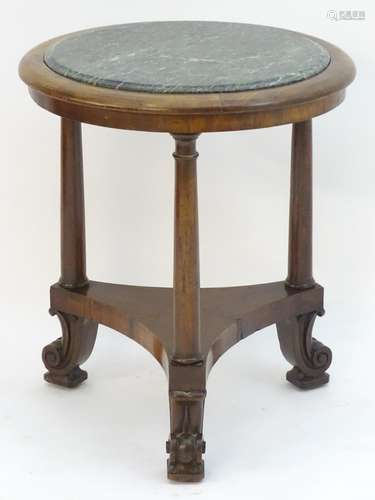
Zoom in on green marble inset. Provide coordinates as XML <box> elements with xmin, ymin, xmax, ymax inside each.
<box><xmin>44</xmin><ymin>21</ymin><xmax>330</xmax><ymax>94</ymax></box>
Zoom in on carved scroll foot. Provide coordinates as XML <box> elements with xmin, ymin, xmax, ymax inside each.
<box><xmin>277</xmin><ymin>312</ymin><xmax>332</xmax><ymax>390</ymax></box>
<box><xmin>44</xmin><ymin>360</ymin><xmax>88</xmax><ymax>388</ymax></box>
<box><xmin>167</xmin><ymin>389</ymin><xmax>206</xmax><ymax>482</ymax></box>
<box><xmin>286</xmin><ymin>365</ymin><xmax>329</xmax><ymax>389</ymax></box>
<box><xmin>42</xmin><ymin>309</ymin><xmax>98</xmax><ymax>388</ymax></box>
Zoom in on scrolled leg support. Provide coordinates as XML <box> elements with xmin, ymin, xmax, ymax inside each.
<box><xmin>277</xmin><ymin>311</ymin><xmax>332</xmax><ymax>389</ymax></box>
<box><xmin>42</xmin><ymin>309</ymin><xmax>98</xmax><ymax>388</ymax></box>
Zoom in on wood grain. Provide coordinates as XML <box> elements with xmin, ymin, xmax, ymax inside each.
<box><xmin>18</xmin><ymin>26</ymin><xmax>355</xmax><ymax>481</ymax></box>
<box><xmin>19</xmin><ymin>32</ymin><xmax>355</xmax><ymax>132</ymax></box>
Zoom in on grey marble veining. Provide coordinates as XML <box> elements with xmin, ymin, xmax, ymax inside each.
<box><xmin>44</xmin><ymin>22</ymin><xmax>330</xmax><ymax>94</ymax></box>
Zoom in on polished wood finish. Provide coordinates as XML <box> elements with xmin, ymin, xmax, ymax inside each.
<box><xmin>59</xmin><ymin>118</ymin><xmax>88</xmax><ymax>288</ymax></box>
<box><xmin>48</xmin><ymin>275</ymin><xmax>325</xmax><ymax>478</ymax></box>
<box><xmin>19</xmin><ymin>27</ymin><xmax>355</xmax><ymax>482</ymax></box>
<box><xmin>49</xmin><ymin>280</ymin><xmax>324</xmax><ymax>372</ymax></box>
<box><xmin>42</xmin><ymin>310</ymin><xmax>98</xmax><ymax>387</ymax></box>
<box><xmin>173</xmin><ymin>134</ymin><xmax>201</xmax><ymax>364</ymax></box>
<box><xmin>286</xmin><ymin>120</ymin><xmax>314</xmax><ymax>289</ymax></box>
<box><xmin>171</xmin><ymin>134</ymin><xmax>205</xmax><ymax>480</ymax></box>
<box><xmin>278</xmin><ymin>119</ymin><xmax>332</xmax><ymax>388</ymax></box>
<box><xmin>18</xmin><ymin>31</ymin><xmax>355</xmax><ymax>133</ymax></box>
<box><xmin>43</xmin><ymin>116</ymin><xmax>98</xmax><ymax>386</ymax></box>
<box><xmin>277</xmin><ymin>311</ymin><xmax>332</xmax><ymax>389</ymax></box>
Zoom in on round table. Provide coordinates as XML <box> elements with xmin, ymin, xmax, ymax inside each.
<box><xmin>19</xmin><ymin>21</ymin><xmax>355</xmax><ymax>482</ymax></box>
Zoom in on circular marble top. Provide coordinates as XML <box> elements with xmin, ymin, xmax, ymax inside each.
<box><xmin>44</xmin><ymin>22</ymin><xmax>330</xmax><ymax>94</ymax></box>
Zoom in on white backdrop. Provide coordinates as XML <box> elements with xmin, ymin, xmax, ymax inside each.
<box><xmin>1</xmin><ymin>1</ymin><xmax>374</xmax><ymax>499</ymax></box>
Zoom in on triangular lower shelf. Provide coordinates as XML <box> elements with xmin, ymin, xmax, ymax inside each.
<box><xmin>50</xmin><ymin>280</ymin><xmax>323</xmax><ymax>374</ymax></box>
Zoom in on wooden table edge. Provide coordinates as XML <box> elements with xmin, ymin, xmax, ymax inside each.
<box><xmin>19</xmin><ymin>32</ymin><xmax>355</xmax><ymax>132</ymax></box>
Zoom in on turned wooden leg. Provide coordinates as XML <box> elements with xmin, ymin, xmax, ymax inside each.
<box><xmin>278</xmin><ymin>120</ymin><xmax>332</xmax><ymax>389</ymax></box>
<box><xmin>59</xmin><ymin>118</ymin><xmax>88</xmax><ymax>289</ymax></box>
<box><xmin>167</xmin><ymin>134</ymin><xmax>206</xmax><ymax>481</ymax></box>
<box><xmin>43</xmin><ymin>118</ymin><xmax>98</xmax><ymax>388</ymax></box>
<box><xmin>286</xmin><ymin>119</ymin><xmax>315</xmax><ymax>290</ymax></box>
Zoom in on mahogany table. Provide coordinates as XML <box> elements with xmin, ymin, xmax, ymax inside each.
<box><xmin>19</xmin><ymin>21</ymin><xmax>355</xmax><ymax>482</ymax></box>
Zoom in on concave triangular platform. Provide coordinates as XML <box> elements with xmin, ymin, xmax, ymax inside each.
<box><xmin>51</xmin><ymin>280</ymin><xmax>323</xmax><ymax>374</ymax></box>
